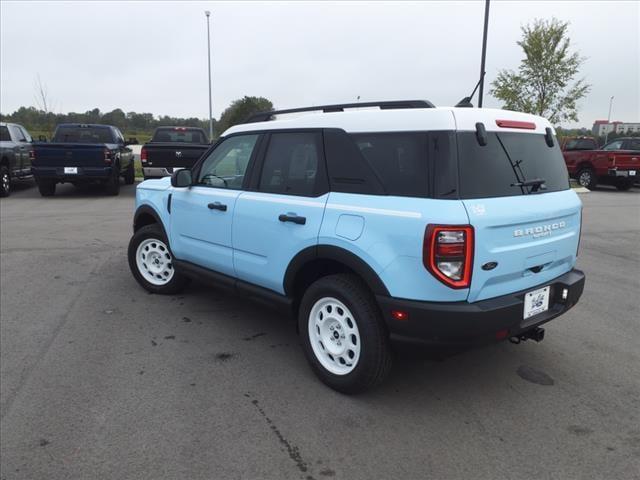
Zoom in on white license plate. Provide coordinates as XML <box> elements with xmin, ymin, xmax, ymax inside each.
<box><xmin>64</xmin><ymin>167</ymin><xmax>78</xmax><ymax>174</ymax></box>
<box><xmin>523</xmin><ymin>286</ymin><xmax>550</xmax><ymax>319</ymax></box>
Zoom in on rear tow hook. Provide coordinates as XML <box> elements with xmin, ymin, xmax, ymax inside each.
<box><xmin>509</xmin><ymin>327</ymin><xmax>545</xmax><ymax>344</ymax></box>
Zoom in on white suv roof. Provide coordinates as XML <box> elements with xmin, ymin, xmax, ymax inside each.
<box><xmin>224</xmin><ymin>104</ymin><xmax>554</xmax><ymax>137</ymax></box>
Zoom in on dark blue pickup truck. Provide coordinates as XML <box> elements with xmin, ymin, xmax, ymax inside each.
<box><xmin>32</xmin><ymin>124</ymin><xmax>135</xmax><ymax>196</ymax></box>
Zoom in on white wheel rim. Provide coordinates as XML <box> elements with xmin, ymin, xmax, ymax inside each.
<box><xmin>135</xmin><ymin>238</ymin><xmax>175</xmax><ymax>286</ymax></box>
<box><xmin>2</xmin><ymin>172</ymin><xmax>9</xmax><ymax>193</ymax></box>
<box><xmin>308</xmin><ymin>297</ymin><xmax>361</xmax><ymax>375</ymax></box>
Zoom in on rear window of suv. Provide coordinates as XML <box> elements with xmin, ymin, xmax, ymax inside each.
<box><xmin>53</xmin><ymin>126</ymin><xmax>115</xmax><ymax>144</ymax></box>
<box><xmin>457</xmin><ymin>132</ymin><xmax>569</xmax><ymax>199</ymax></box>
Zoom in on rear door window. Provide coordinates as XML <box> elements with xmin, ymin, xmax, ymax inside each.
<box><xmin>0</xmin><ymin>126</ymin><xmax>10</xmax><ymax>141</ymax></box>
<box><xmin>457</xmin><ymin>132</ymin><xmax>569</xmax><ymax>199</ymax></box>
<box><xmin>258</xmin><ymin>132</ymin><xmax>322</xmax><ymax>197</ymax></box>
<box><xmin>351</xmin><ymin>133</ymin><xmax>428</xmax><ymax>197</ymax></box>
<box><xmin>623</xmin><ymin>139</ymin><xmax>640</xmax><ymax>151</ymax></box>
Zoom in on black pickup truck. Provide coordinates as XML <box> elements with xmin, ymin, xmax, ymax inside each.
<box><xmin>141</xmin><ymin>127</ymin><xmax>209</xmax><ymax>179</ymax></box>
<box><xmin>32</xmin><ymin>124</ymin><xmax>135</xmax><ymax>196</ymax></box>
<box><xmin>1</xmin><ymin>122</ymin><xmax>35</xmax><ymax>197</ymax></box>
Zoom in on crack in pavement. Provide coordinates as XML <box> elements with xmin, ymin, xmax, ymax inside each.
<box><xmin>246</xmin><ymin>393</ymin><xmax>316</xmax><ymax>479</ymax></box>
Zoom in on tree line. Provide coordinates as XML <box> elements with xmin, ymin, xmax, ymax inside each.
<box><xmin>0</xmin><ymin>96</ymin><xmax>273</xmax><ymax>140</ymax></box>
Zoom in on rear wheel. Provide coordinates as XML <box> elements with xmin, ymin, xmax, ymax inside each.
<box><xmin>615</xmin><ymin>177</ymin><xmax>633</xmax><ymax>191</ymax></box>
<box><xmin>105</xmin><ymin>165</ymin><xmax>121</xmax><ymax>195</ymax></box>
<box><xmin>0</xmin><ymin>166</ymin><xmax>10</xmax><ymax>197</ymax></box>
<box><xmin>127</xmin><ymin>224</ymin><xmax>188</xmax><ymax>294</ymax></box>
<box><xmin>124</xmin><ymin>160</ymin><xmax>135</xmax><ymax>185</ymax></box>
<box><xmin>577</xmin><ymin>167</ymin><xmax>597</xmax><ymax>189</ymax></box>
<box><xmin>298</xmin><ymin>274</ymin><xmax>392</xmax><ymax>394</ymax></box>
<box><xmin>37</xmin><ymin>179</ymin><xmax>56</xmax><ymax>197</ymax></box>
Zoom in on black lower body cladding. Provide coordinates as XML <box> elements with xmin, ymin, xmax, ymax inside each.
<box><xmin>377</xmin><ymin>269</ymin><xmax>585</xmax><ymax>346</ymax></box>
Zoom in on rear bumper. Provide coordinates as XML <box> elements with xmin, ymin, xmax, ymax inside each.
<box><xmin>376</xmin><ymin>268</ymin><xmax>585</xmax><ymax>346</ymax></box>
<box><xmin>607</xmin><ymin>168</ymin><xmax>637</xmax><ymax>178</ymax></box>
<box><xmin>142</xmin><ymin>167</ymin><xmax>184</xmax><ymax>178</ymax></box>
<box><xmin>32</xmin><ymin>166</ymin><xmax>114</xmax><ymax>181</ymax></box>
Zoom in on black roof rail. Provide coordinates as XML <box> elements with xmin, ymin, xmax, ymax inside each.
<box><xmin>244</xmin><ymin>100</ymin><xmax>435</xmax><ymax>123</ymax></box>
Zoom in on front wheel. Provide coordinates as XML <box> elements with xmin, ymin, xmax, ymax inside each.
<box><xmin>615</xmin><ymin>178</ymin><xmax>633</xmax><ymax>191</ymax></box>
<box><xmin>0</xmin><ymin>166</ymin><xmax>10</xmax><ymax>197</ymax></box>
<box><xmin>37</xmin><ymin>180</ymin><xmax>56</xmax><ymax>197</ymax></box>
<box><xmin>127</xmin><ymin>224</ymin><xmax>188</xmax><ymax>294</ymax></box>
<box><xmin>577</xmin><ymin>167</ymin><xmax>597</xmax><ymax>189</ymax></box>
<box><xmin>298</xmin><ymin>274</ymin><xmax>392</xmax><ymax>394</ymax></box>
<box><xmin>105</xmin><ymin>165</ymin><xmax>121</xmax><ymax>196</ymax></box>
<box><xmin>124</xmin><ymin>161</ymin><xmax>135</xmax><ymax>185</ymax></box>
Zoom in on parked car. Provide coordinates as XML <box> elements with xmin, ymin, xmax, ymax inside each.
<box><xmin>562</xmin><ymin>136</ymin><xmax>640</xmax><ymax>190</ymax></box>
<box><xmin>0</xmin><ymin>122</ymin><xmax>35</xmax><ymax>197</ymax></box>
<box><xmin>127</xmin><ymin>101</ymin><xmax>585</xmax><ymax>393</ymax></box>
<box><xmin>31</xmin><ymin>124</ymin><xmax>135</xmax><ymax>196</ymax></box>
<box><xmin>141</xmin><ymin>127</ymin><xmax>209</xmax><ymax>179</ymax></box>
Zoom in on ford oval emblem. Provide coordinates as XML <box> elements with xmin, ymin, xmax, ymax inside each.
<box><xmin>482</xmin><ymin>261</ymin><xmax>498</xmax><ymax>271</ymax></box>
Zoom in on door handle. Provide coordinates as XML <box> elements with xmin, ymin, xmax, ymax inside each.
<box><xmin>207</xmin><ymin>202</ymin><xmax>227</xmax><ymax>211</ymax></box>
<box><xmin>279</xmin><ymin>214</ymin><xmax>306</xmax><ymax>225</ymax></box>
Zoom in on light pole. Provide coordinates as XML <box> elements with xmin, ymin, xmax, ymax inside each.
<box><xmin>604</xmin><ymin>96</ymin><xmax>614</xmax><ymax>144</ymax></box>
<box><xmin>205</xmin><ymin>10</ymin><xmax>213</xmax><ymax>140</ymax></box>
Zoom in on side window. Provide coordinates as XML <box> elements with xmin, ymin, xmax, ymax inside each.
<box><xmin>114</xmin><ymin>129</ymin><xmax>125</xmax><ymax>144</ymax></box>
<box><xmin>351</xmin><ymin>132</ymin><xmax>429</xmax><ymax>197</ymax></box>
<box><xmin>603</xmin><ymin>140</ymin><xmax>624</xmax><ymax>151</ymax></box>
<box><xmin>19</xmin><ymin>127</ymin><xmax>32</xmax><ymax>143</ymax></box>
<box><xmin>8</xmin><ymin>125</ymin><xmax>26</xmax><ymax>142</ymax></box>
<box><xmin>258</xmin><ymin>132</ymin><xmax>321</xmax><ymax>196</ymax></box>
<box><xmin>196</xmin><ymin>134</ymin><xmax>259</xmax><ymax>189</ymax></box>
<box><xmin>0</xmin><ymin>126</ymin><xmax>10</xmax><ymax>141</ymax></box>
<box><xmin>624</xmin><ymin>139</ymin><xmax>640</xmax><ymax>151</ymax></box>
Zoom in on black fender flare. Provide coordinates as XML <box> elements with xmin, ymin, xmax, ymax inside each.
<box><xmin>133</xmin><ymin>204</ymin><xmax>168</xmax><ymax>238</ymax></box>
<box><xmin>283</xmin><ymin>245</ymin><xmax>390</xmax><ymax>297</ymax></box>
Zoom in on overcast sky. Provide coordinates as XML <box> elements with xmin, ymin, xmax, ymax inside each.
<box><xmin>1</xmin><ymin>0</ymin><xmax>638</xmax><ymax>128</ymax></box>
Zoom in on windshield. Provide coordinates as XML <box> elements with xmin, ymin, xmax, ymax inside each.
<box><xmin>53</xmin><ymin>126</ymin><xmax>114</xmax><ymax>144</ymax></box>
<box><xmin>457</xmin><ymin>131</ymin><xmax>569</xmax><ymax>199</ymax></box>
<box><xmin>152</xmin><ymin>128</ymin><xmax>207</xmax><ymax>144</ymax></box>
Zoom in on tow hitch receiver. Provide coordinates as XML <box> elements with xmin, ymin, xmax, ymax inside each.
<box><xmin>509</xmin><ymin>327</ymin><xmax>545</xmax><ymax>344</ymax></box>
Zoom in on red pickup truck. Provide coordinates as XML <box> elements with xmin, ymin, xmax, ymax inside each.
<box><xmin>562</xmin><ymin>136</ymin><xmax>640</xmax><ymax>190</ymax></box>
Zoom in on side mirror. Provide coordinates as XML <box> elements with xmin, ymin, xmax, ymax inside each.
<box><xmin>171</xmin><ymin>169</ymin><xmax>192</xmax><ymax>188</ymax></box>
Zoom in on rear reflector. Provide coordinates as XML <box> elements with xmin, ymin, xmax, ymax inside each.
<box><xmin>495</xmin><ymin>329</ymin><xmax>509</xmax><ymax>340</ymax></box>
<box><xmin>424</xmin><ymin>225</ymin><xmax>474</xmax><ymax>289</ymax></box>
<box><xmin>495</xmin><ymin>119</ymin><xmax>536</xmax><ymax>130</ymax></box>
<box><xmin>391</xmin><ymin>310</ymin><xmax>409</xmax><ymax>321</ymax></box>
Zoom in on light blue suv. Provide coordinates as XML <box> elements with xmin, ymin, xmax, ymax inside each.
<box><xmin>128</xmin><ymin>101</ymin><xmax>585</xmax><ymax>393</ymax></box>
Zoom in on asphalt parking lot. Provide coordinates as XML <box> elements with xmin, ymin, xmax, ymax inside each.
<box><xmin>1</xmin><ymin>181</ymin><xmax>639</xmax><ymax>480</ymax></box>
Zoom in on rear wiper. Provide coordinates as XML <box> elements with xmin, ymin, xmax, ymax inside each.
<box><xmin>511</xmin><ymin>178</ymin><xmax>547</xmax><ymax>193</ymax></box>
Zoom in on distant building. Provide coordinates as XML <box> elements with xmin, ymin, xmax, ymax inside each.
<box><xmin>592</xmin><ymin>120</ymin><xmax>640</xmax><ymax>136</ymax></box>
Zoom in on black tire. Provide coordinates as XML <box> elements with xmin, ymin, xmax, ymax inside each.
<box><xmin>37</xmin><ymin>180</ymin><xmax>56</xmax><ymax>197</ymax></box>
<box><xmin>124</xmin><ymin>160</ymin><xmax>135</xmax><ymax>185</ymax></box>
<box><xmin>615</xmin><ymin>178</ymin><xmax>632</xmax><ymax>191</ymax></box>
<box><xmin>0</xmin><ymin>165</ymin><xmax>10</xmax><ymax>197</ymax></box>
<box><xmin>577</xmin><ymin>167</ymin><xmax>597</xmax><ymax>190</ymax></box>
<box><xmin>127</xmin><ymin>223</ymin><xmax>188</xmax><ymax>294</ymax></box>
<box><xmin>105</xmin><ymin>165</ymin><xmax>121</xmax><ymax>196</ymax></box>
<box><xmin>298</xmin><ymin>274</ymin><xmax>392</xmax><ymax>394</ymax></box>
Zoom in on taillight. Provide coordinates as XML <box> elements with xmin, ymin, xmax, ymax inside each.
<box><xmin>140</xmin><ymin>146</ymin><xmax>147</xmax><ymax>164</ymax></box>
<box><xmin>424</xmin><ymin>225</ymin><xmax>474</xmax><ymax>289</ymax></box>
<box><xmin>104</xmin><ymin>149</ymin><xmax>112</xmax><ymax>165</ymax></box>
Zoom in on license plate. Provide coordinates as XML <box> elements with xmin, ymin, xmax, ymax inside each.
<box><xmin>64</xmin><ymin>167</ymin><xmax>78</xmax><ymax>174</ymax></box>
<box><xmin>523</xmin><ymin>286</ymin><xmax>550</xmax><ymax>319</ymax></box>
